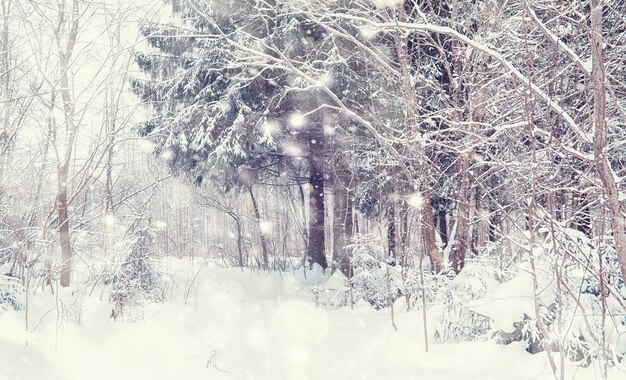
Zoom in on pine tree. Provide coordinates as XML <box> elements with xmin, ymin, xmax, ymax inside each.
<box><xmin>131</xmin><ymin>0</ymin><xmax>363</xmax><ymax>269</ymax></box>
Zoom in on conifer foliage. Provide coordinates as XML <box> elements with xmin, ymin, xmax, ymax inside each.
<box><xmin>131</xmin><ymin>0</ymin><xmax>374</xmax><ymax>269</ymax></box>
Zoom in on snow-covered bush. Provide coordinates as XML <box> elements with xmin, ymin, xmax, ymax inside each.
<box><xmin>348</xmin><ymin>234</ymin><xmax>402</xmax><ymax>310</ymax></box>
<box><xmin>311</xmin><ymin>271</ymin><xmax>350</xmax><ymax>308</ymax></box>
<box><xmin>542</xmin><ymin>227</ymin><xmax>625</xmax><ymax>363</ymax></box>
<box><xmin>545</xmin><ymin>227</ymin><xmax>624</xmax><ymax>297</ymax></box>
<box><xmin>433</xmin><ymin>261</ymin><xmax>496</xmax><ymax>343</ymax></box>
<box><xmin>0</xmin><ymin>274</ymin><xmax>23</xmax><ymax>313</ymax></box>
<box><xmin>403</xmin><ymin>258</ymin><xmax>448</xmax><ymax>311</ymax></box>
<box><xmin>108</xmin><ymin>229</ymin><xmax>165</xmax><ymax>320</ymax></box>
<box><xmin>461</xmin><ymin>227</ymin><xmax>626</xmax><ymax>367</ymax></box>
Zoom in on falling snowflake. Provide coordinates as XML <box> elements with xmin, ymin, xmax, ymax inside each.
<box><xmin>259</xmin><ymin>220</ymin><xmax>273</xmax><ymax>234</ymax></box>
<box><xmin>407</xmin><ymin>193</ymin><xmax>423</xmax><ymax>209</ymax></box>
<box><xmin>288</xmin><ymin>112</ymin><xmax>307</xmax><ymax>129</ymax></box>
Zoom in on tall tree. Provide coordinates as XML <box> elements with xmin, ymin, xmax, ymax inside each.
<box><xmin>53</xmin><ymin>0</ymin><xmax>80</xmax><ymax>287</ymax></box>
<box><xmin>131</xmin><ymin>0</ymin><xmax>350</xmax><ymax>269</ymax></box>
<box><xmin>590</xmin><ymin>0</ymin><xmax>626</xmax><ymax>282</ymax></box>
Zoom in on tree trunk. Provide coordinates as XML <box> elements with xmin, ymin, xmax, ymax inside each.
<box><xmin>0</xmin><ymin>0</ymin><xmax>14</xmax><ymax>173</ymax></box>
<box><xmin>55</xmin><ymin>0</ymin><xmax>79</xmax><ymax>288</ymax></box>
<box><xmin>590</xmin><ymin>0</ymin><xmax>626</xmax><ymax>283</ymax></box>
<box><xmin>57</xmin><ymin>168</ymin><xmax>71</xmax><ymax>287</ymax></box>
<box><xmin>421</xmin><ymin>187</ymin><xmax>444</xmax><ymax>273</ymax></box>
<box><xmin>395</xmin><ymin>5</ymin><xmax>442</xmax><ymax>273</ymax></box>
<box><xmin>470</xmin><ymin>178</ymin><xmax>483</xmax><ymax>255</ymax></box>
<box><xmin>248</xmin><ymin>185</ymin><xmax>269</xmax><ymax>269</ymax></box>
<box><xmin>332</xmin><ymin>176</ymin><xmax>352</xmax><ymax>276</ymax></box>
<box><xmin>230</xmin><ymin>211</ymin><xmax>244</xmax><ymax>267</ymax></box>
<box><xmin>297</xmin><ymin>182</ymin><xmax>309</xmax><ymax>254</ymax></box>
<box><xmin>488</xmin><ymin>209</ymin><xmax>500</xmax><ymax>243</ymax></box>
<box><xmin>435</xmin><ymin>202</ymin><xmax>449</xmax><ymax>248</ymax></box>
<box><xmin>387</xmin><ymin>199</ymin><xmax>397</xmax><ymax>265</ymax></box>
<box><xmin>102</xmin><ymin>93</ymin><xmax>115</xmax><ymax>283</ymax></box>
<box><xmin>399</xmin><ymin>198</ymin><xmax>409</xmax><ymax>265</ymax></box>
<box><xmin>450</xmin><ymin>155</ymin><xmax>471</xmax><ymax>274</ymax></box>
<box><xmin>307</xmin><ymin>126</ymin><xmax>327</xmax><ymax>269</ymax></box>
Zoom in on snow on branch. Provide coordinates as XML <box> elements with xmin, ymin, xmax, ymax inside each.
<box><xmin>338</xmin><ymin>14</ymin><xmax>593</xmax><ymax>147</ymax></box>
<box><xmin>524</xmin><ymin>2</ymin><xmax>591</xmax><ymax>77</ymax></box>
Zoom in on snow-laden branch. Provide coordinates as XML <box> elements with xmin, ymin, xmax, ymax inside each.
<box><xmin>524</xmin><ymin>2</ymin><xmax>591</xmax><ymax>76</ymax></box>
<box><xmin>522</xmin><ymin>0</ymin><xmax>625</xmax><ymax>123</ymax></box>
<box><xmin>336</xmin><ymin>14</ymin><xmax>593</xmax><ymax>147</ymax></box>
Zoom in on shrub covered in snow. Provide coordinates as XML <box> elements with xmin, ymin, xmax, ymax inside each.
<box><xmin>311</xmin><ymin>271</ymin><xmax>350</xmax><ymax>308</ymax></box>
<box><xmin>0</xmin><ymin>274</ymin><xmax>23</xmax><ymax>313</ymax></box>
<box><xmin>433</xmin><ymin>260</ymin><xmax>497</xmax><ymax>343</ymax></box>
<box><xmin>540</xmin><ymin>227</ymin><xmax>625</xmax><ymax>364</ymax></box>
<box><xmin>459</xmin><ymin>227</ymin><xmax>626</xmax><ymax>366</ymax></box>
<box><xmin>403</xmin><ymin>260</ymin><xmax>448</xmax><ymax>311</ymax></box>
<box><xmin>108</xmin><ymin>229</ymin><xmax>165</xmax><ymax>319</ymax></box>
<box><xmin>348</xmin><ymin>234</ymin><xmax>402</xmax><ymax>310</ymax></box>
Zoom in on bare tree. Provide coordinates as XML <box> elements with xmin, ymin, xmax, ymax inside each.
<box><xmin>52</xmin><ymin>0</ymin><xmax>80</xmax><ymax>287</ymax></box>
<box><xmin>590</xmin><ymin>0</ymin><xmax>626</xmax><ymax>283</ymax></box>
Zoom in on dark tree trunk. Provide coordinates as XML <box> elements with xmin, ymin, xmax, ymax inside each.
<box><xmin>297</xmin><ymin>182</ymin><xmax>309</xmax><ymax>251</ymax></box>
<box><xmin>421</xmin><ymin>191</ymin><xmax>443</xmax><ymax>273</ymax></box>
<box><xmin>488</xmin><ymin>209</ymin><xmax>500</xmax><ymax>243</ymax></box>
<box><xmin>307</xmin><ymin>126</ymin><xmax>327</xmax><ymax>269</ymax></box>
<box><xmin>346</xmin><ymin>197</ymin><xmax>353</xmax><ymax>249</ymax></box>
<box><xmin>229</xmin><ymin>212</ymin><xmax>244</xmax><ymax>267</ymax></box>
<box><xmin>435</xmin><ymin>204</ymin><xmax>448</xmax><ymax>247</ymax></box>
<box><xmin>470</xmin><ymin>174</ymin><xmax>482</xmax><ymax>255</ymax></box>
<box><xmin>399</xmin><ymin>198</ymin><xmax>409</xmax><ymax>265</ymax></box>
<box><xmin>450</xmin><ymin>155</ymin><xmax>471</xmax><ymax>274</ymax></box>
<box><xmin>387</xmin><ymin>200</ymin><xmax>397</xmax><ymax>265</ymax></box>
<box><xmin>248</xmin><ymin>185</ymin><xmax>269</xmax><ymax>269</ymax></box>
<box><xmin>332</xmin><ymin>175</ymin><xmax>352</xmax><ymax>276</ymax></box>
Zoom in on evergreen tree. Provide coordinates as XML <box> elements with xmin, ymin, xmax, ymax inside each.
<box><xmin>131</xmin><ymin>0</ymin><xmax>366</xmax><ymax>269</ymax></box>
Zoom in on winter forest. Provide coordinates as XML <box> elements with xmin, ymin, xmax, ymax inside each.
<box><xmin>0</xmin><ymin>0</ymin><xmax>625</xmax><ymax>378</ymax></box>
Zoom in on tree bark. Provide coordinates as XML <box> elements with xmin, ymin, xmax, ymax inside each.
<box><xmin>488</xmin><ymin>209</ymin><xmax>500</xmax><ymax>243</ymax></box>
<box><xmin>332</xmin><ymin>175</ymin><xmax>352</xmax><ymax>276</ymax></box>
<box><xmin>399</xmin><ymin>198</ymin><xmax>409</xmax><ymax>265</ymax></box>
<box><xmin>471</xmin><ymin>179</ymin><xmax>484</xmax><ymax>255</ymax></box>
<box><xmin>450</xmin><ymin>155</ymin><xmax>471</xmax><ymax>274</ymax></box>
<box><xmin>57</xmin><ymin>168</ymin><xmax>71</xmax><ymax>287</ymax></box>
<box><xmin>230</xmin><ymin>211</ymin><xmax>244</xmax><ymax>267</ymax></box>
<box><xmin>395</xmin><ymin>4</ymin><xmax>442</xmax><ymax>273</ymax></box>
<box><xmin>435</xmin><ymin>202</ymin><xmax>448</xmax><ymax>248</ymax></box>
<box><xmin>387</xmin><ymin>199</ymin><xmax>397</xmax><ymax>265</ymax></box>
<box><xmin>590</xmin><ymin>0</ymin><xmax>626</xmax><ymax>283</ymax></box>
<box><xmin>55</xmin><ymin>0</ymin><xmax>79</xmax><ymax>288</ymax></box>
<box><xmin>420</xmin><ymin>187</ymin><xmax>444</xmax><ymax>273</ymax></box>
<box><xmin>307</xmin><ymin>125</ymin><xmax>327</xmax><ymax>269</ymax></box>
<box><xmin>248</xmin><ymin>185</ymin><xmax>269</xmax><ymax>269</ymax></box>
<box><xmin>0</xmin><ymin>0</ymin><xmax>14</xmax><ymax>172</ymax></box>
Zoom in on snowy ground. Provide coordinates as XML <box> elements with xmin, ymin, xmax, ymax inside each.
<box><xmin>0</xmin><ymin>258</ymin><xmax>620</xmax><ymax>380</ymax></box>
